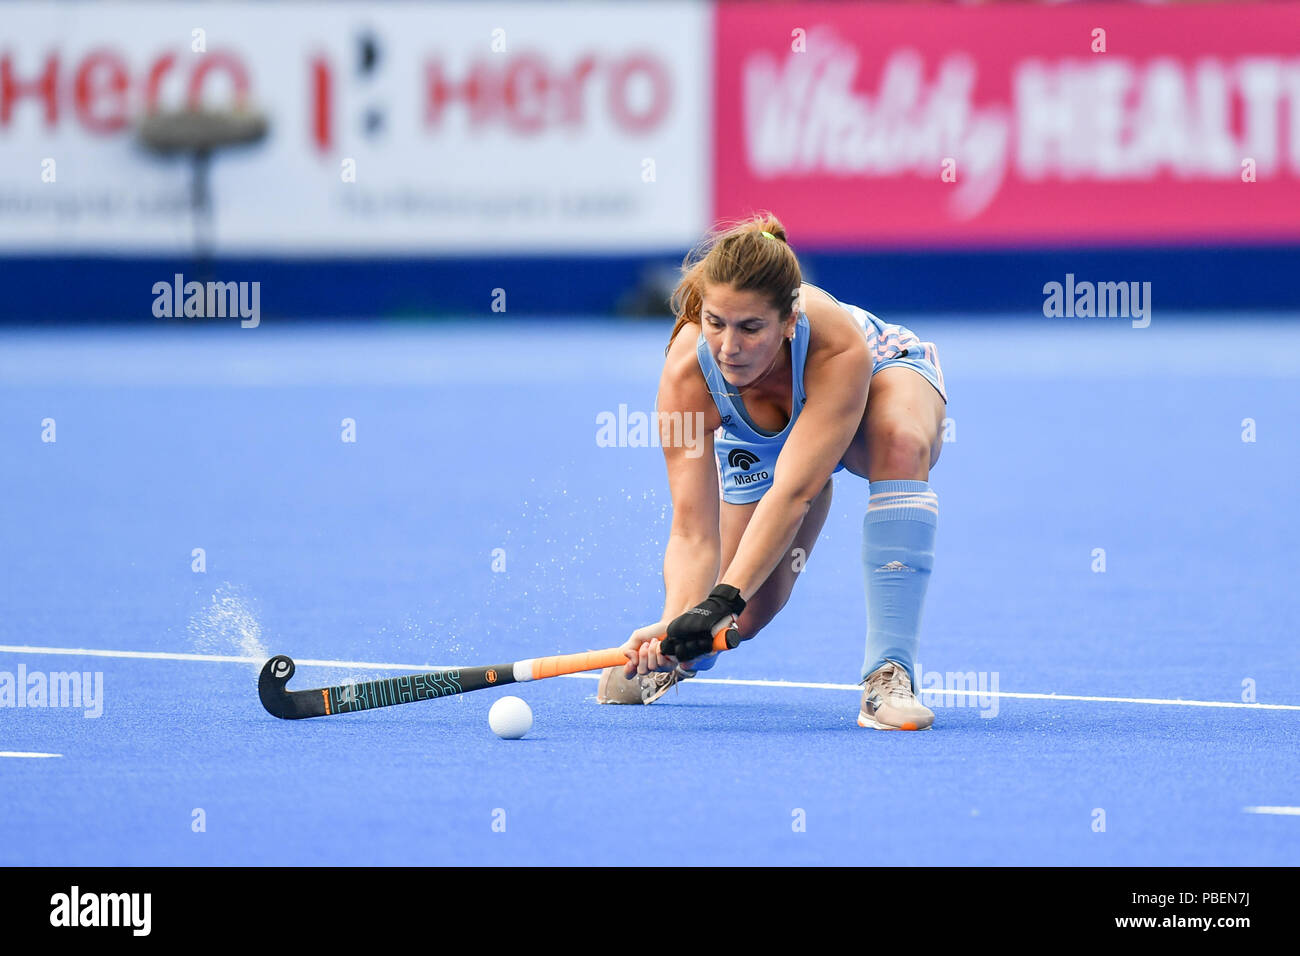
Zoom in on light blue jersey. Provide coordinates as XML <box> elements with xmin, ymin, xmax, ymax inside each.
<box><xmin>694</xmin><ymin>291</ymin><xmax>947</xmax><ymax>505</ymax></box>
<box><xmin>696</xmin><ymin>311</ymin><xmax>815</xmax><ymax>504</ymax></box>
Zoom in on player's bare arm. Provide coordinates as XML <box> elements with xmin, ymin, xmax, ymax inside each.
<box><xmin>619</xmin><ymin>331</ymin><xmax>724</xmax><ymax>676</ymax></box>
<box><xmin>718</xmin><ymin>290</ymin><xmax>872</xmax><ymax>600</ymax></box>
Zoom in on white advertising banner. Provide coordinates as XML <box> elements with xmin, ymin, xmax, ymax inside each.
<box><xmin>0</xmin><ymin>1</ymin><xmax>709</xmax><ymax>253</ymax></box>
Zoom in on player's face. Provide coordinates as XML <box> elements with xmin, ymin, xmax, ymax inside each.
<box><xmin>700</xmin><ymin>284</ymin><xmax>796</xmax><ymax>388</ymax></box>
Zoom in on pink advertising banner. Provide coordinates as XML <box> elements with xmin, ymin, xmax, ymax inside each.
<box><xmin>714</xmin><ymin>2</ymin><xmax>1300</xmax><ymax>247</ymax></box>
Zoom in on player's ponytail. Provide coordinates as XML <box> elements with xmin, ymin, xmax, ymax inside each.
<box><xmin>667</xmin><ymin>212</ymin><xmax>802</xmax><ymax>354</ymax></box>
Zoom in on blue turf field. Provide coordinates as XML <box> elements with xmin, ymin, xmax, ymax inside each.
<box><xmin>2</xmin><ymin>316</ymin><xmax>1298</xmax><ymax>865</ymax></box>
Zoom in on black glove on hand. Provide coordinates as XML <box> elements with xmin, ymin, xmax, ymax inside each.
<box><xmin>663</xmin><ymin>585</ymin><xmax>746</xmax><ymax>661</ymax></box>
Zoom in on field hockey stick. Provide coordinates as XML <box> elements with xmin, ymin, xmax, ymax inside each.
<box><xmin>258</xmin><ymin>626</ymin><xmax>741</xmax><ymax>720</ymax></box>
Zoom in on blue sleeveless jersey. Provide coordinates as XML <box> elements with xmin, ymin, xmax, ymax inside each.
<box><xmin>691</xmin><ymin>291</ymin><xmax>947</xmax><ymax>505</ymax></box>
<box><xmin>695</xmin><ymin>311</ymin><xmax>820</xmax><ymax>505</ymax></box>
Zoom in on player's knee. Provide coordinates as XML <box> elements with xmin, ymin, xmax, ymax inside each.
<box><xmin>867</xmin><ymin>417</ymin><xmax>931</xmax><ymax>476</ymax></box>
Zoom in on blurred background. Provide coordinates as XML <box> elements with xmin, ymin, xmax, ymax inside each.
<box><xmin>2</xmin><ymin>0</ymin><xmax>1298</xmax><ymax>322</ymax></box>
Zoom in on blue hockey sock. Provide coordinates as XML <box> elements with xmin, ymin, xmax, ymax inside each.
<box><xmin>860</xmin><ymin>480</ymin><xmax>938</xmax><ymax>688</ymax></box>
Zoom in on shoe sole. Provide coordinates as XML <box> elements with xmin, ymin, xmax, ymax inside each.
<box><xmin>857</xmin><ymin>711</ymin><xmax>933</xmax><ymax>731</ymax></box>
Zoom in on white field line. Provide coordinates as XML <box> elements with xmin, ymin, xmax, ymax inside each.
<box><xmin>1242</xmin><ymin>806</ymin><xmax>1300</xmax><ymax>816</ymax></box>
<box><xmin>0</xmin><ymin>752</ymin><xmax>62</xmax><ymax>758</ymax></box>
<box><xmin>1</xmin><ymin>643</ymin><xmax>1297</xmax><ymax>712</ymax></box>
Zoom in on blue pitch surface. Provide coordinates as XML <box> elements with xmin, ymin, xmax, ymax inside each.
<box><xmin>2</xmin><ymin>315</ymin><xmax>1299</xmax><ymax>866</ymax></box>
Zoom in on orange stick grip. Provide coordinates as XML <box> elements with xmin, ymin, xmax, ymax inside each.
<box><xmin>530</xmin><ymin>648</ymin><xmax>627</xmax><ymax>680</ymax></box>
<box><xmin>529</xmin><ymin>627</ymin><xmax>736</xmax><ymax>681</ymax></box>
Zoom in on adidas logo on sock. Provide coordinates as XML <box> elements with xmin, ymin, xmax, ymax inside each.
<box><xmin>874</xmin><ymin>560</ymin><xmax>915</xmax><ymax>572</ymax></box>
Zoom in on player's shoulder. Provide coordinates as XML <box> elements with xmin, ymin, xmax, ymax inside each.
<box><xmin>801</xmin><ymin>284</ymin><xmax>870</xmax><ymax>359</ymax></box>
<box><xmin>658</xmin><ymin>320</ymin><xmax>718</xmax><ymax>417</ymax></box>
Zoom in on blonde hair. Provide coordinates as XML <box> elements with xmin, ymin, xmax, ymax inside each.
<box><xmin>667</xmin><ymin>212</ymin><xmax>802</xmax><ymax>353</ymax></box>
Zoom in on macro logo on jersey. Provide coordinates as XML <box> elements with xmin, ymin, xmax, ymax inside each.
<box><xmin>727</xmin><ymin>448</ymin><xmax>770</xmax><ymax>487</ymax></box>
<box><xmin>728</xmin><ymin>449</ymin><xmax>760</xmax><ymax>470</ymax></box>
<box><xmin>330</xmin><ymin>670</ymin><xmax>463</xmax><ymax>713</ymax></box>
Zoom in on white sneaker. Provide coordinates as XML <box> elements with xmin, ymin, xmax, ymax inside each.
<box><xmin>596</xmin><ymin>663</ymin><xmax>695</xmax><ymax>705</ymax></box>
<box><xmin>858</xmin><ymin>661</ymin><xmax>934</xmax><ymax>730</ymax></box>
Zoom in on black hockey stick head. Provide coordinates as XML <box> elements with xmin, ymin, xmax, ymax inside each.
<box><xmin>259</xmin><ymin>655</ymin><xmax>328</xmax><ymax>720</ymax></box>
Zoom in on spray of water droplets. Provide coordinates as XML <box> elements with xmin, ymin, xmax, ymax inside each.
<box><xmin>188</xmin><ymin>584</ymin><xmax>269</xmax><ymax>661</ymax></box>
<box><xmin>482</xmin><ymin>475</ymin><xmax>672</xmax><ymax>652</ymax></box>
